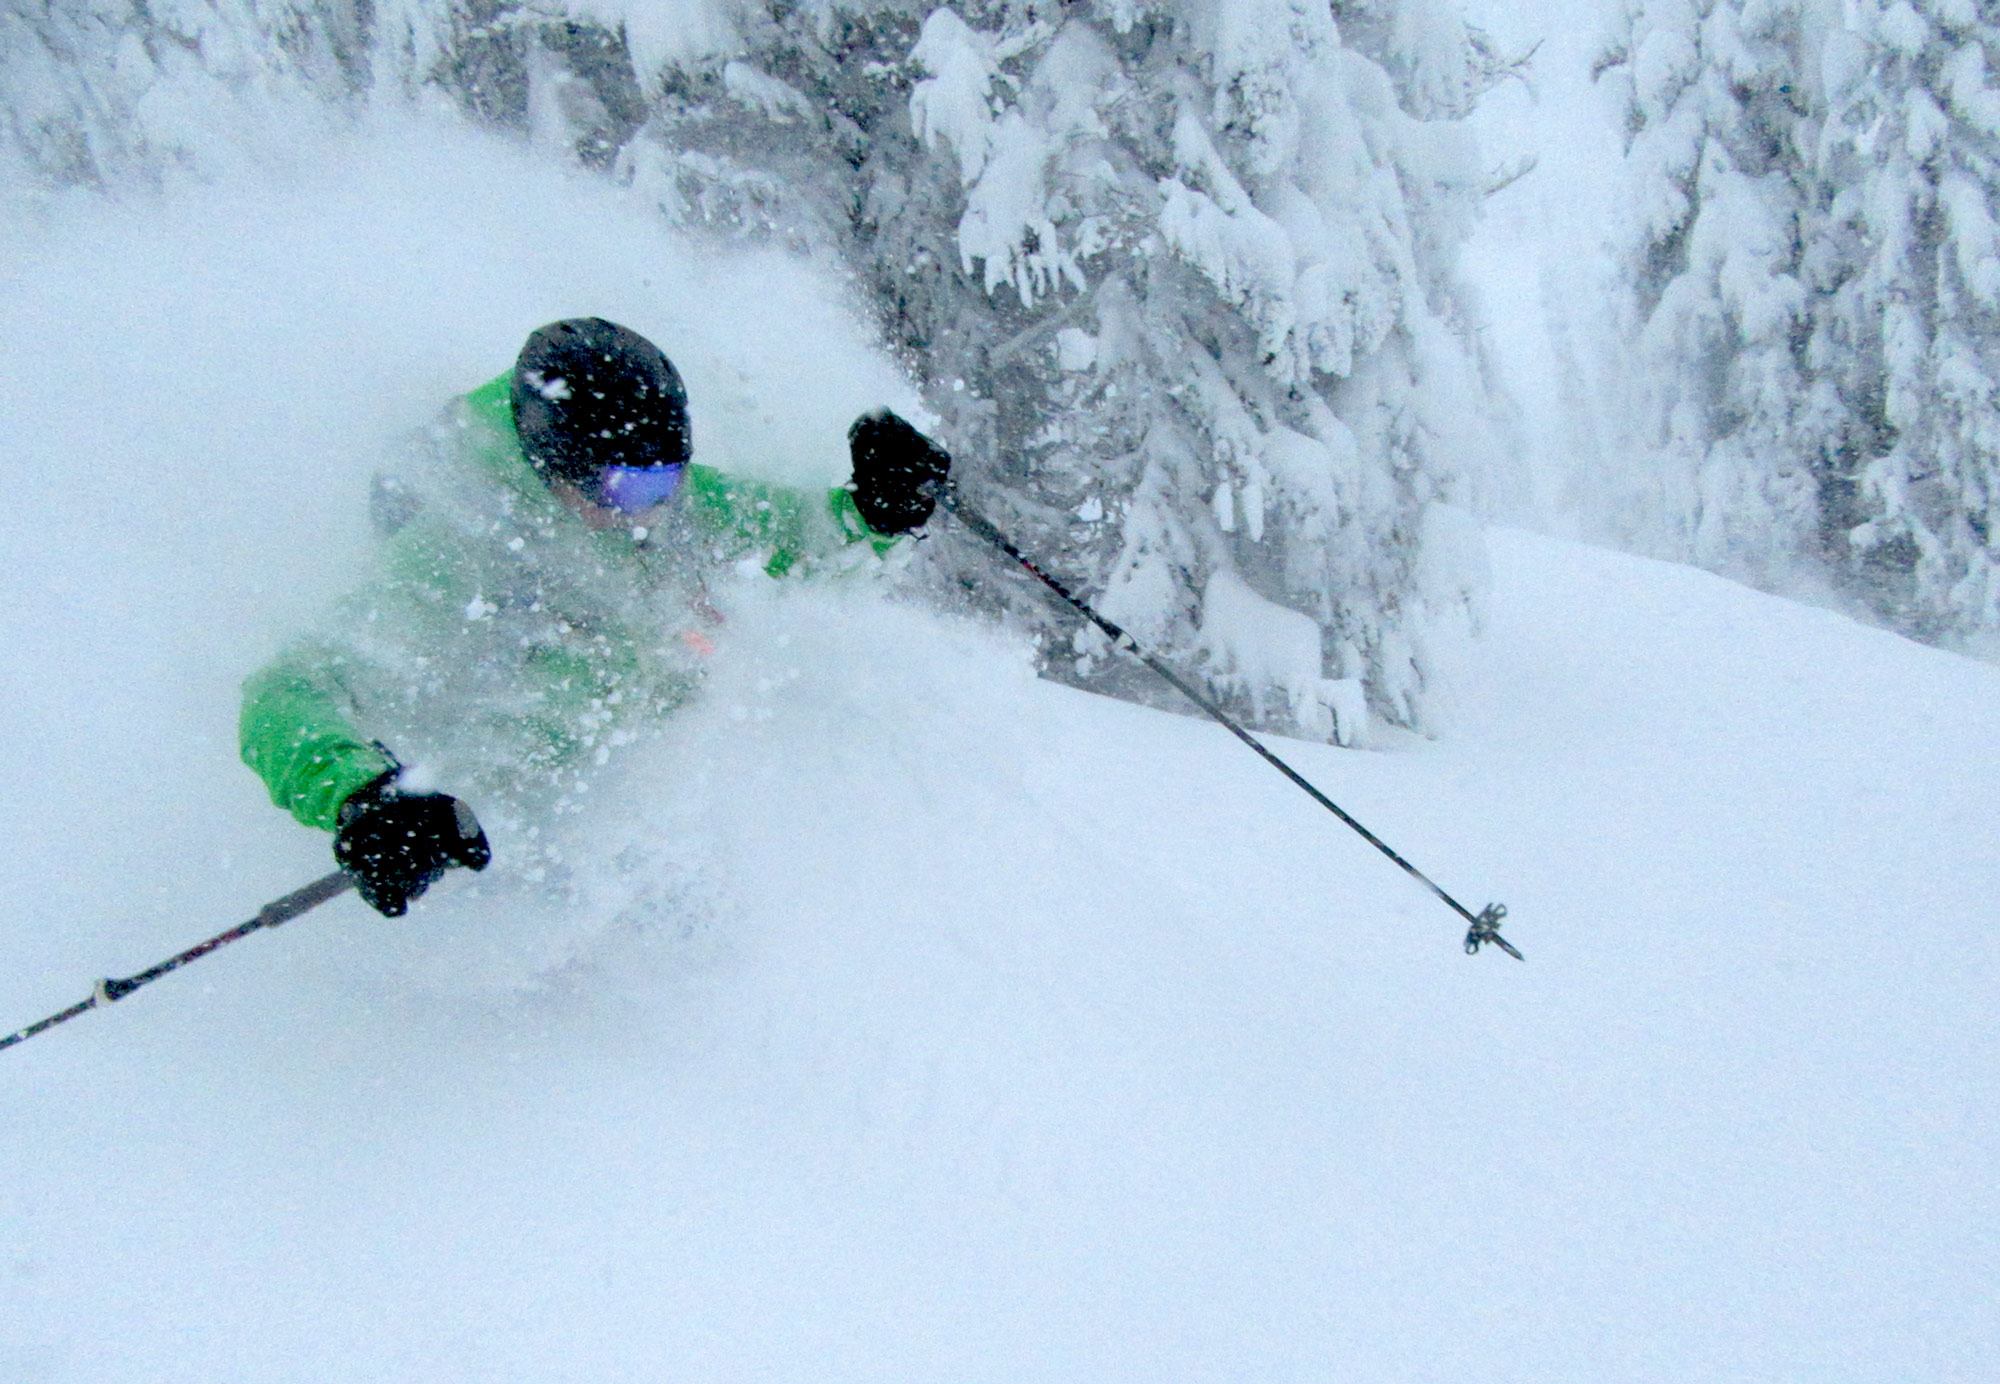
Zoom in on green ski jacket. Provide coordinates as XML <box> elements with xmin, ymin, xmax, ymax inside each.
<box><xmin>241</xmin><ymin>374</ymin><xmax>899</xmax><ymax>832</ymax></box>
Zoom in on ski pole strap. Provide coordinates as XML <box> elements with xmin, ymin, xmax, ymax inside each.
<box><xmin>0</xmin><ymin>870</ymin><xmax>356</xmax><ymax>1054</ymax></box>
<box><xmin>937</xmin><ymin>486</ymin><xmax>1519</xmax><ymax>960</ymax></box>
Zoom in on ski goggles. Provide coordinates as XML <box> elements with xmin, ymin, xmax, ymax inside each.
<box><xmin>580</xmin><ymin>462</ymin><xmax>687</xmax><ymax>514</ymax></box>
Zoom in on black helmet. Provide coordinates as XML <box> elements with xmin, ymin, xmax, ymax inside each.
<box><xmin>510</xmin><ymin>318</ymin><xmax>691</xmax><ymax>484</ymax></box>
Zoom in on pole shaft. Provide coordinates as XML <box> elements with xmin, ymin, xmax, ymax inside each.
<box><xmin>940</xmin><ymin>489</ymin><xmax>1507</xmax><ymax>943</ymax></box>
<box><xmin>0</xmin><ymin>870</ymin><xmax>354</xmax><ymax>1054</ymax></box>
<box><xmin>103</xmin><ymin>870</ymin><xmax>353</xmax><ymax>998</ymax></box>
<box><xmin>0</xmin><ymin>998</ymin><xmax>97</xmax><ymax>1052</ymax></box>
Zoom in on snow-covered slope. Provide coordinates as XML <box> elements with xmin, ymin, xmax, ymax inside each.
<box><xmin>2</xmin><ymin>115</ymin><xmax>1994</xmax><ymax>1382</ymax></box>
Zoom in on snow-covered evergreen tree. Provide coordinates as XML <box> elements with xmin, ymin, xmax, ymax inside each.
<box><xmin>1595</xmin><ymin>0</ymin><xmax>1819</xmax><ymax>578</ymax></box>
<box><xmin>0</xmin><ymin>1</ymin><xmax>651</xmax><ymax>191</ymax></box>
<box><xmin>628</xmin><ymin>1</ymin><xmax>1508</xmax><ymax>739</ymax></box>
<box><xmin>0</xmin><ymin>0</ymin><xmax>366</xmax><ymax>191</ymax></box>
<box><xmin>1601</xmin><ymin>0</ymin><xmax>2000</xmax><ymax>642</ymax></box>
<box><xmin>1807</xmin><ymin>0</ymin><xmax>2000</xmax><ymax>639</ymax></box>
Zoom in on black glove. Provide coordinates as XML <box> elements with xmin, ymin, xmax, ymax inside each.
<box><xmin>333</xmin><ymin>772</ymin><xmax>491</xmax><ymax>917</ymax></box>
<box><xmin>847</xmin><ymin>409</ymin><xmax>952</xmax><ymax>535</ymax></box>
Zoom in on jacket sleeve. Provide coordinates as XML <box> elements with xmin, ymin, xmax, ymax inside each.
<box><xmin>237</xmin><ymin>509</ymin><xmax>463</xmax><ymax>833</ymax></box>
<box><xmin>680</xmin><ymin>464</ymin><xmax>900</xmax><ymax>576</ymax></box>
<box><xmin>240</xmin><ymin>644</ymin><xmax>394</xmax><ymax>832</ymax></box>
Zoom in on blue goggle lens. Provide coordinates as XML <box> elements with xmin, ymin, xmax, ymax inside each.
<box><xmin>589</xmin><ymin>463</ymin><xmax>686</xmax><ymax>514</ymax></box>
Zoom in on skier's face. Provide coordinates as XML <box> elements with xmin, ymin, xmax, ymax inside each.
<box><xmin>582</xmin><ymin>462</ymin><xmax>688</xmax><ymax>513</ymax></box>
<box><xmin>551</xmin><ymin>462</ymin><xmax>687</xmax><ymax>532</ymax></box>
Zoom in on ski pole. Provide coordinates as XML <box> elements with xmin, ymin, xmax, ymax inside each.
<box><xmin>0</xmin><ymin>870</ymin><xmax>356</xmax><ymax>1054</ymax></box>
<box><xmin>936</xmin><ymin>485</ymin><xmax>1519</xmax><ymax>959</ymax></box>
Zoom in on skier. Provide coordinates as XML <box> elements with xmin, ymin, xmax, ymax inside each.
<box><xmin>240</xmin><ymin>317</ymin><xmax>951</xmax><ymax>917</ymax></box>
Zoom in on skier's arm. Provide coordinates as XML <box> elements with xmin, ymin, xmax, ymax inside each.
<box><xmin>239</xmin><ymin>650</ymin><xmax>394</xmax><ymax>832</ymax></box>
<box><xmin>237</xmin><ymin>511</ymin><xmax>468</xmax><ymax>833</ymax></box>
<box><xmin>680</xmin><ymin>411</ymin><xmax>950</xmax><ymax>574</ymax></box>
<box><xmin>680</xmin><ymin>464</ymin><xmax>898</xmax><ymax>576</ymax></box>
